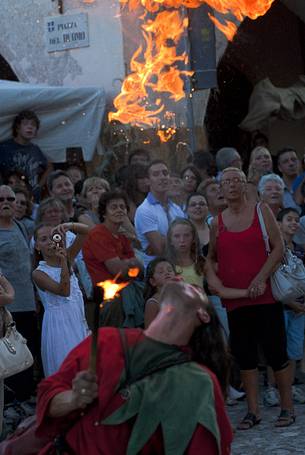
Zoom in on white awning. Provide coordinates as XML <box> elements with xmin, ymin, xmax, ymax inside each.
<box><xmin>0</xmin><ymin>80</ymin><xmax>106</xmax><ymax>162</ymax></box>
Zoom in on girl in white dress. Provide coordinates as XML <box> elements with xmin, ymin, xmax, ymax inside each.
<box><xmin>33</xmin><ymin>222</ymin><xmax>91</xmax><ymax>377</ymax></box>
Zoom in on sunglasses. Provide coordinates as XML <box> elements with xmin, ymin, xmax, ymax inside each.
<box><xmin>0</xmin><ymin>197</ymin><xmax>15</xmax><ymax>203</ymax></box>
<box><xmin>17</xmin><ymin>200</ymin><xmax>27</xmax><ymax>206</ymax></box>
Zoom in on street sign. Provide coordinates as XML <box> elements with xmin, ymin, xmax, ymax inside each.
<box><xmin>45</xmin><ymin>13</ymin><xmax>89</xmax><ymax>53</ymax></box>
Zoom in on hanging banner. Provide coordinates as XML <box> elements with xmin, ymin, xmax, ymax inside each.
<box><xmin>188</xmin><ymin>5</ymin><xmax>217</xmax><ymax>90</ymax></box>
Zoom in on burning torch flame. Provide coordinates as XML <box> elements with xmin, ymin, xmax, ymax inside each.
<box><xmin>128</xmin><ymin>267</ymin><xmax>141</xmax><ymax>278</ymax></box>
<box><xmin>108</xmin><ymin>0</ymin><xmax>276</xmax><ymax>140</ymax></box>
<box><xmin>96</xmin><ymin>268</ymin><xmax>140</xmax><ymax>301</ymax></box>
<box><xmin>96</xmin><ymin>279</ymin><xmax>128</xmax><ymax>301</ymax></box>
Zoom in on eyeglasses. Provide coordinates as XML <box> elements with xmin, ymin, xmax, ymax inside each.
<box><xmin>221</xmin><ymin>178</ymin><xmax>245</xmax><ymax>186</ymax></box>
<box><xmin>17</xmin><ymin>200</ymin><xmax>27</xmax><ymax>206</ymax></box>
<box><xmin>0</xmin><ymin>197</ymin><xmax>15</xmax><ymax>203</ymax></box>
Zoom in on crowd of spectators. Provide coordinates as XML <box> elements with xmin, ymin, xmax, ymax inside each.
<box><xmin>1</xmin><ymin>109</ymin><xmax>305</xmax><ymax>443</ymax></box>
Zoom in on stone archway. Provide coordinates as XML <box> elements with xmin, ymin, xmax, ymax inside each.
<box><xmin>0</xmin><ymin>54</ymin><xmax>18</xmax><ymax>81</ymax></box>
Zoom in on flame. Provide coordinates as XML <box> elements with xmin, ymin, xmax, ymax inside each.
<box><xmin>96</xmin><ymin>279</ymin><xmax>128</xmax><ymax>300</ymax></box>
<box><xmin>157</xmin><ymin>127</ymin><xmax>177</xmax><ymax>142</ymax></box>
<box><xmin>128</xmin><ymin>267</ymin><xmax>140</xmax><ymax>278</ymax></box>
<box><xmin>108</xmin><ymin>0</ymin><xmax>275</xmax><ymax>139</ymax></box>
<box><xmin>96</xmin><ymin>267</ymin><xmax>140</xmax><ymax>300</ymax></box>
<box><xmin>208</xmin><ymin>13</ymin><xmax>237</xmax><ymax>41</ymax></box>
<box><xmin>108</xmin><ymin>8</ymin><xmax>192</xmax><ymax>141</ymax></box>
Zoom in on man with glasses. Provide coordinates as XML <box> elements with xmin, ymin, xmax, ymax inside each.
<box><xmin>206</xmin><ymin>168</ymin><xmax>294</xmax><ymax>429</ymax></box>
<box><xmin>0</xmin><ymin>185</ymin><xmax>37</xmax><ymax>402</ymax></box>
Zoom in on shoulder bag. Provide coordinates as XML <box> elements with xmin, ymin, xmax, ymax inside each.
<box><xmin>257</xmin><ymin>203</ymin><xmax>305</xmax><ymax>303</ymax></box>
<box><xmin>0</xmin><ymin>308</ymin><xmax>33</xmax><ymax>379</ymax></box>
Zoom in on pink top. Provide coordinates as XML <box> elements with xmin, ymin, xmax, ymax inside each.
<box><xmin>217</xmin><ymin>207</ymin><xmax>275</xmax><ymax>311</ymax></box>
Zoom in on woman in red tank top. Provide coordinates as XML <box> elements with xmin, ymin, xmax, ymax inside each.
<box><xmin>217</xmin><ymin>205</ymin><xmax>275</xmax><ymax>312</ymax></box>
<box><xmin>206</xmin><ymin>167</ymin><xmax>294</xmax><ymax>429</ymax></box>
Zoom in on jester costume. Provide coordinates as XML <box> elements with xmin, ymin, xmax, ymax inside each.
<box><xmin>36</xmin><ymin>328</ymin><xmax>232</xmax><ymax>454</ymax></box>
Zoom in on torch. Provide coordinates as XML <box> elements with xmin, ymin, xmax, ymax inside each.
<box><xmin>89</xmin><ymin>268</ymin><xmax>140</xmax><ymax>373</ymax></box>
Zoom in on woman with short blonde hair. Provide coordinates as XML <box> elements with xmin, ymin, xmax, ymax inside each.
<box><xmin>78</xmin><ymin>177</ymin><xmax>110</xmax><ymax>227</ymax></box>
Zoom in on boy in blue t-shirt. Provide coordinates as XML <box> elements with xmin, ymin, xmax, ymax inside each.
<box><xmin>277</xmin><ymin>208</ymin><xmax>305</xmax><ymax>403</ymax></box>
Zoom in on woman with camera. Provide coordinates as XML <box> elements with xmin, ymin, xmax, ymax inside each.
<box><xmin>32</xmin><ymin>222</ymin><xmax>90</xmax><ymax>378</ymax></box>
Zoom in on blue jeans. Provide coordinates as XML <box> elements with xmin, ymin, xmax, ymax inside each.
<box><xmin>208</xmin><ymin>295</ymin><xmax>229</xmax><ymax>340</ymax></box>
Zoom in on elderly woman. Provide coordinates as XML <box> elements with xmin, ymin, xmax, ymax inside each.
<box><xmin>83</xmin><ymin>191</ymin><xmax>141</xmax><ymax>285</ymax></box>
<box><xmin>206</xmin><ymin>167</ymin><xmax>294</xmax><ymax>429</ymax></box>
<box><xmin>83</xmin><ymin>191</ymin><xmax>142</xmax><ymax>326</ymax></box>
<box><xmin>78</xmin><ymin>176</ymin><xmax>110</xmax><ymax>227</ymax></box>
<box><xmin>0</xmin><ymin>186</ymin><xmax>36</xmax><ymax>402</ymax></box>
<box><xmin>36</xmin><ymin>197</ymin><xmax>67</xmax><ymax>226</ymax></box>
<box><xmin>258</xmin><ymin>174</ymin><xmax>285</xmax><ymax>217</ymax></box>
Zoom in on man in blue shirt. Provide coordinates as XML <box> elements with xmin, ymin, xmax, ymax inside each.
<box><xmin>276</xmin><ymin>147</ymin><xmax>301</xmax><ymax>213</ymax></box>
<box><xmin>135</xmin><ymin>160</ymin><xmax>185</xmax><ymax>268</ymax></box>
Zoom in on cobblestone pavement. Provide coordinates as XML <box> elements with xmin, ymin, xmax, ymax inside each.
<box><xmin>228</xmin><ymin>400</ymin><xmax>305</xmax><ymax>454</ymax></box>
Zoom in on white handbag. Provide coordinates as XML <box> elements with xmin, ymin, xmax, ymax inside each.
<box><xmin>257</xmin><ymin>203</ymin><xmax>305</xmax><ymax>303</ymax></box>
<box><xmin>0</xmin><ymin>308</ymin><xmax>34</xmax><ymax>379</ymax></box>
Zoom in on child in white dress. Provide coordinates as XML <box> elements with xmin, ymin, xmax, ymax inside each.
<box><xmin>33</xmin><ymin>222</ymin><xmax>91</xmax><ymax>377</ymax></box>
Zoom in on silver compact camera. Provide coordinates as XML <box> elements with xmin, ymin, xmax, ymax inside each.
<box><xmin>52</xmin><ymin>233</ymin><xmax>63</xmax><ymax>244</ymax></box>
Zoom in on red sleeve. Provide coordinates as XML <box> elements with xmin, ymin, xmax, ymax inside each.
<box><xmin>187</xmin><ymin>425</ymin><xmax>219</xmax><ymax>454</ymax></box>
<box><xmin>210</xmin><ymin>370</ymin><xmax>233</xmax><ymax>455</ymax></box>
<box><xmin>35</xmin><ymin>337</ymin><xmax>91</xmax><ymax>439</ymax></box>
<box><xmin>190</xmin><ymin>366</ymin><xmax>233</xmax><ymax>455</ymax></box>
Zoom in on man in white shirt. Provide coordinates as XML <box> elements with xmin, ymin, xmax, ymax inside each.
<box><xmin>135</xmin><ymin>160</ymin><xmax>185</xmax><ymax>268</ymax></box>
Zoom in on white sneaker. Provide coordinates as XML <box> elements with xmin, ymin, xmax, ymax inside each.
<box><xmin>263</xmin><ymin>386</ymin><xmax>280</xmax><ymax>407</ymax></box>
<box><xmin>292</xmin><ymin>385</ymin><xmax>305</xmax><ymax>404</ymax></box>
<box><xmin>228</xmin><ymin>385</ymin><xmax>245</xmax><ymax>400</ymax></box>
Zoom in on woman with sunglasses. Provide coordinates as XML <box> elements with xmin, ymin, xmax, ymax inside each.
<box><xmin>0</xmin><ymin>185</ymin><xmax>37</xmax><ymax>402</ymax></box>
